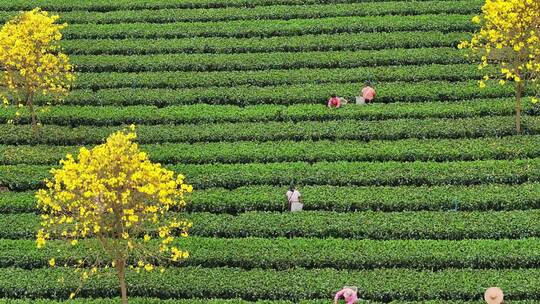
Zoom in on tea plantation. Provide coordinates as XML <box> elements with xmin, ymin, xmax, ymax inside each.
<box><xmin>0</xmin><ymin>0</ymin><xmax>539</xmax><ymax>303</ymax></box>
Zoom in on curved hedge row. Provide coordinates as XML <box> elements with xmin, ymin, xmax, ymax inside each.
<box><xmin>2</xmin><ymin>183</ymin><xmax>539</xmax><ymax>214</ymax></box>
<box><xmin>63</xmin><ymin>15</ymin><xmax>476</xmax><ymax>39</ymax></box>
<box><xmin>0</xmin><ymin>1</ymin><xmax>481</xmax><ymax>24</ymax></box>
<box><xmin>175</xmin><ymin>158</ymin><xmax>540</xmax><ymax>189</ymax></box>
<box><xmin>2</xmin><ymin>237</ymin><xmax>539</xmax><ymax>270</ymax></box>
<box><xmin>0</xmin><ymin>267</ymin><xmax>538</xmax><ymax>301</ymax></box>
<box><xmin>0</xmin><ymin>98</ymin><xmax>525</xmax><ymax>126</ymax></box>
<box><xmin>62</xmin><ymin>31</ymin><xmax>469</xmax><ymax>55</ymax></box>
<box><xmin>2</xmin><ymin>135</ymin><xmax>540</xmax><ymax>165</ymax></box>
<box><xmin>70</xmin><ymin>48</ymin><xmax>467</xmax><ymax>73</ymax></box>
<box><xmin>2</xmin><ymin>210</ymin><xmax>539</xmax><ymax>240</ymax></box>
<box><xmin>0</xmin><ymin>0</ymin><xmax>474</xmax><ymax>12</ymax></box>
<box><xmin>37</xmin><ymin>80</ymin><xmax>521</xmax><ymax>106</ymax></box>
<box><xmin>184</xmin><ymin>210</ymin><xmax>539</xmax><ymax>239</ymax></box>
<box><xmin>2</xmin><ymin>116</ymin><xmax>539</xmax><ymax>145</ymax></box>
<box><xmin>1</xmin><ymin>157</ymin><xmax>539</xmax><ymax>190</ymax></box>
<box><xmin>74</xmin><ymin>64</ymin><xmax>483</xmax><ymax>90</ymax></box>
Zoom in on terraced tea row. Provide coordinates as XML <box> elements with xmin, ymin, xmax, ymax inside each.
<box><xmin>61</xmin><ymin>31</ymin><xmax>469</xmax><ymax>55</ymax></box>
<box><xmin>2</xmin><ymin>183</ymin><xmax>539</xmax><ymax>214</ymax></box>
<box><xmin>0</xmin><ymin>267</ymin><xmax>538</xmax><ymax>301</ymax></box>
<box><xmin>73</xmin><ymin>64</ymin><xmax>484</xmax><ymax>90</ymax></box>
<box><xmin>40</xmin><ymin>80</ymin><xmax>529</xmax><ymax>106</ymax></box>
<box><xmin>2</xmin><ymin>116</ymin><xmax>539</xmax><ymax>145</ymax></box>
<box><xmin>3</xmin><ymin>135</ymin><xmax>540</xmax><ymax>165</ymax></box>
<box><xmin>1</xmin><ymin>238</ymin><xmax>539</xmax><ymax>270</ymax></box>
<box><xmin>0</xmin><ymin>1</ymin><xmax>482</xmax><ymax>24</ymax></box>
<box><xmin>0</xmin><ymin>99</ymin><xmax>528</xmax><ymax>125</ymax></box>
<box><xmin>0</xmin><ymin>0</ymin><xmax>469</xmax><ymax>12</ymax></box>
<box><xmin>3</xmin><ymin>210</ymin><xmax>539</xmax><ymax>240</ymax></box>
<box><xmin>68</xmin><ymin>48</ymin><xmax>467</xmax><ymax>72</ymax></box>
<box><xmin>2</xmin><ymin>158</ymin><xmax>539</xmax><ymax>190</ymax></box>
<box><xmin>60</xmin><ymin>14</ymin><xmax>475</xmax><ymax>39</ymax></box>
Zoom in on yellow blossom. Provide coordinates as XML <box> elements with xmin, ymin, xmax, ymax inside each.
<box><xmin>0</xmin><ymin>8</ymin><xmax>75</xmax><ymax>126</ymax></box>
<box><xmin>128</xmin><ymin>214</ymin><xmax>139</xmax><ymax>222</ymax></box>
<box><xmin>459</xmin><ymin>0</ymin><xmax>540</xmax><ymax>132</ymax></box>
<box><xmin>479</xmin><ymin>80</ymin><xmax>486</xmax><ymax>89</ymax></box>
<box><xmin>35</xmin><ymin>129</ymin><xmax>192</xmax><ymax>297</ymax></box>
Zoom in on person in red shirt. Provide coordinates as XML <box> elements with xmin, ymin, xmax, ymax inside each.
<box><xmin>361</xmin><ymin>82</ymin><xmax>376</xmax><ymax>103</ymax></box>
<box><xmin>327</xmin><ymin>94</ymin><xmax>342</xmax><ymax>108</ymax></box>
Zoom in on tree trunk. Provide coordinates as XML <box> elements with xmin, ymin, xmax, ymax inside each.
<box><xmin>116</xmin><ymin>259</ymin><xmax>129</xmax><ymax>304</ymax></box>
<box><xmin>515</xmin><ymin>81</ymin><xmax>523</xmax><ymax>134</ymax></box>
<box><xmin>25</xmin><ymin>92</ymin><xmax>36</xmax><ymax>127</ymax></box>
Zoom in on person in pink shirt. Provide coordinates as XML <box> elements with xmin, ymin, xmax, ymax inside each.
<box><xmin>327</xmin><ymin>94</ymin><xmax>342</xmax><ymax>109</ymax></box>
<box><xmin>361</xmin><ymin>82</ymin><xmax>376</xmax><ymax>103</ymax></box>
<box><xmin>334</xmin><ymin>286</ymin><xmax>359</xmax><ymax>304</ymax></box>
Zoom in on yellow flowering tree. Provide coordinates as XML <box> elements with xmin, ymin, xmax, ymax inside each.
<box><xmin>36</xmin><ymin>126</ymin><xmax>192</xmax><ymax>304</ymax></box>
<box><xmin>458</xmin><ymin>0</ymin><xmax>540</xmax><ymax>133</ymax></box>
<box><xmin>0</xmin><ymin>8</ymin><xmax>75</xmax><ymax>126</ymax></box>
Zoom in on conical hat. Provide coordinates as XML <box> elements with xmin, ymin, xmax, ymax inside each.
<box><xmin>484</xmin><ymin>287</ymin><xmax>504</xmax><ymax>304</ymax></box>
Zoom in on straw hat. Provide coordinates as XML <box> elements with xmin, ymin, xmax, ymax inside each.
<box><xmin>484</xmin><ymin>287</ymin><xmax>504</xmax><ymax>304</ymax></box>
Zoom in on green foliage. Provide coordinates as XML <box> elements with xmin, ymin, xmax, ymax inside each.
<box><xmin>2</xmin><ymin>182</ymin><xmax>540</xmax><ymax>214</ymax></box>
<box><xmin>1</xmin><ymin>157</ymin><xmax>539</xmax><ymax>190</ymax></box>
<box><xmin>0</xmin><ymin>1</ymin><xmax>482</xmax><ymax>24</ymax></box>
<box><xmin>61</xmin><ymin>32</ymin><xmax>469</xmax><ymax>55</ymax></box>
<box><xmin>73</xmin><ymin>64</ymin><xmax>482</xmax><ymax>90</ymax></box>
<box><xmin>70</xmin><ymin>48</ymin><xmax>466</xmax><ymax>73</ymax></box>
<box><xmin>0</xmin><ymin>0</ymin><xmax>471</xmax><ymax>11</ymax></box>
<box><xmin>35</xmin><ymin>80</ymin><xmax>538</xmax><ymax>106</ymax></box>
<box><xmin>2</xmin><ymin>135</ymin><xmax>540</xmax><ymax>165</ymax></box>
<box><xmin>0</xmin><ymin>98</ymin><xmax>523</xmax><ymax>126</ymax></box>
<box><xmin>0</xmin><ymin>267</ymin><xmax>538</xmax><ymax>301</ymax></box>
<box><xmin>1</xmin><ymin>237</ymin><xmax>539</xmax><ymax>270</ymax></box>
<box><xmin>1</xmin><ymin>116</ymin><xmax>539</xmax><ymax>145</ymax></box>
<box><xmin>2</xmin><ymin>210</ymin><xmax>539</xmax><ymax>240</ymax></box>
<box><xmin>62</xmin><ymin>14</ymin><xmax>476</xmax><ymax>39</ymax></box>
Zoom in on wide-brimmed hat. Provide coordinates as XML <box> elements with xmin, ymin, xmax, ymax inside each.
<box><xmin>484</xmin><ymin>287</ymin><xmax>504</xmax><ymax>304</ymax></box>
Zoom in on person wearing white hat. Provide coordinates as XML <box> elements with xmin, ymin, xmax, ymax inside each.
<box><xmin>484</xmin><ymin>287</ymin><xmax>504</xmax><ymax>304</ymax></box>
